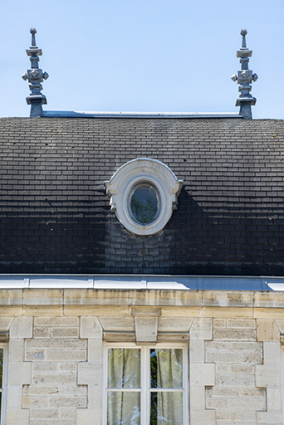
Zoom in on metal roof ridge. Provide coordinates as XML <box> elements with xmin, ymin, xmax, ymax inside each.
<box><xmin>42</xmin><ymin>111</ymin><xmax>243</xmax><ymax>119</ymax></box>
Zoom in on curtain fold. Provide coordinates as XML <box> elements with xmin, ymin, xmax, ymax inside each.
<box><xmin>107</xmin><ymin>348</ymin><xmax>141</xmax><ymax>425</ymax></box>
<box><xmin>150</xmin><ymin>349</ymin><xmax>183</xmax><ymax>425</ymax></box>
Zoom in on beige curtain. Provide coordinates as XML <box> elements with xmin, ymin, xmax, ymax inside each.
<box><xmin>107</xmin><ymin>348</ymin><xmax>140</xmax><ymax>425</ymax></box>
<box><xmin>151</xmin><ymin>349</ymin><xmax>183</xmax><ymax>425</ymax></box>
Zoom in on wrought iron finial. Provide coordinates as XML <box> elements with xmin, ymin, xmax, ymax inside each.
<box><xmin>30</xmin><ymin>27</ymin><xmax>37</xmax><ymax>46</ymax></box>
<box><xmin>241</xmin><ymin>28</ymin><xmax>247</xmax><ymax>48</ymax></box>
<box><xmin>22</xmin><ymin>27</ymin><xmax>49</xmax><ymax>117</ymax></box>
<box><xmin>231</xmin><ymin>29</ymin><xmax>258</xmax><ymax>119</ymax></box>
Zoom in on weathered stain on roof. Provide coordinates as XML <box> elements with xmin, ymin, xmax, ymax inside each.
<box><xmin>0</xmin><ymin>117</ymin><xmax>284</xmax><ymax>275</ymax></box>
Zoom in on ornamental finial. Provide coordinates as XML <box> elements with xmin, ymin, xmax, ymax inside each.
<box><xmin>241</xmin><ymin>28</ymin><xmax>247</xmax><ymax>48</ymax></box>
<box><xmin>22</xmin><ymin>27</ymin><xmax>49</xmax><ymax>117</ymax></box>
<box><xmin>30</xmin><ymin>27</ymin><xmax>37</xmax><ymax>46</ymax></box>
<box><xmin>231</xmin><ymin>29</ymin><xmax>258</xmax><ymax>119</ymax></box>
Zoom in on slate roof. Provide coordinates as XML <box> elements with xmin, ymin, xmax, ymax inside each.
<box><xmin>1</xmin><ymin>117</ymin><xmax>284</xmax><ymax>276</ymax></box>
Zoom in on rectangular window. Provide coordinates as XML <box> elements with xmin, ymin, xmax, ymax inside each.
<box><xmin>104</xmin><ymin>344</ymin><xmax>188</xmax><ymax>425</ymax></box>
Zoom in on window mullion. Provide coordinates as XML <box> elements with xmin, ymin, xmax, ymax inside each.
<box><xmin>141</xmin><ymin>346</ymin><xmax>148</xmax><ymax>425</ymax></box>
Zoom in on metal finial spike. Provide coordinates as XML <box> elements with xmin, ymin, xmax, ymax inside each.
<box><xmin>22</xmin><ymin>28</ymin><xmax>48</xmax><ymax>117</ymax></box>
<box><xmin>231</xmin><ymin>29</ymin><xmax>257</xmax><ymax>119</ymax></box>
<box><xmin>30</xmin><ymin>27</ymin><xmax>37</xmax><ymax>47</ymax></box>
<box><xmin>241</xmin><ymin>28</ymin><xmax>247</xmax><ymax>48</ymax></box>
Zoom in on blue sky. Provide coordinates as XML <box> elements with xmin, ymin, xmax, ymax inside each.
<box><xmin>0</xmin><ymin>0</ymin><xmax>283</xmax><ymax>118</ymax></box>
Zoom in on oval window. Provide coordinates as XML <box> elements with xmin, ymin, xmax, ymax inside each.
<box><xmin>130</xmin><ymin>184</ymin><xmax>159</xmax><ymax>225</ymax></box>
<box><xmin>105</xmin><ymin>158</ymin><xmax>183</xmax><ymax>235</ymax></box>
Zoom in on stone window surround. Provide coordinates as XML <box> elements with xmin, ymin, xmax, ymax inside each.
<box><xmin>255</xmin><ymin>319</ymin><xmax>284</xmax><ymax>425</ymax></box>
<box><xmin>0</xmin><ymin>342</ymin><xmax>8</xmax><ymax>425</ymax></box>
<box><xmin>102</xmin><ymin>342</ymin><xmax>189</xmax><ymax>425</ymax></box>
<box><xmin>1</xmin><ymin>317</ymin><xmax>33</xmax><ymax>425</ymax></box>
<box><xmin>77</xmin><ymin>310</ymin><xmax>216</xmax><ymax>425</ymax></box>
<box><xmin>105</xmin><ymin>158</ymin><xmax>183</xmax><ymax>236</ymax></box>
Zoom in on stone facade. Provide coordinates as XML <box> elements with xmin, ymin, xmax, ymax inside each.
<box><xmin>1</xmin><ymin>289</ymin><xmax>284</xmax><ymax>425</ymax></box>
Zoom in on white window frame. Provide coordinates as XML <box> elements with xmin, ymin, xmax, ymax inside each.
<box><xmin>0</xmin><ymin>344</ymin><xmax>7</xmax><ymax>425</ymax></box>
<box><xmin>103</xmin><ymin>342</ymin><xmax>189</xmax><ymax>425</ymax></box>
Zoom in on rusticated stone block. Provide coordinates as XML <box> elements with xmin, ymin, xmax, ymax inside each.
<box><xmin>10</xmin><ymin>317</ymin><xmax>33</xmax><ymax>338</ymax></box>
<box><xmin>263</xmin><ymin>341</ymin><xmax>280</xmax><ymax>365</ymax></box>
<box><xmin>9</xmin><ymin>338</ymin><xmax>24</xmax><ymax>362</ymax></box>
<box><xmin>190</xmin><ymin>362</ymin><xmax>215</xmax><ymax>386</ymax></box>
<box><xmin>214</xmin><ymin>328</ymin><xmax>256</xmax><ymax>341</ymax></box>
<box><xmin>22</xmin><ymin>395</ymin><xmax>49</xmax><ymax>408</ymax></box>
<box><xmin>26</xmin><ymin>338</ymin><xmax>86</xmax><ymax>350</ymax></box>
<box><xmin>190</xmin><ymin>386</ymin><xmax>205</xmax><ymax>409</ymax></box>
<box><xmin>8</xmin><ymin>361</ymin><xmax>32</xmax><ymax>385</ymax></box>
<box><xmin>0</xmin><ymin>317</ymin><xmax>14</xmax><ymax>330</ymax></box>
<box><xmin>255</xmin><ymin>365</ymin><xmax>281</xmax><ymax>387</ymax></box>
<box><xmin>6</xmin><ymin>385</ymin><xmax>22</xmax><ymax>409</ymax></box>
<box><xmin>216</xmin><ymin>373</ymin><xmax>254</xmax><ymax>386</ymax></box>
<box><xmin>88</xmin><ymin>339</ymin><xmax>103</xmax><ymax>362</ymax></box>
<box><xmin>26</xmin><ymin>349</ymin><xmax>46</xmax><ymax>361</ymax></box>
<box><xmin>190</xmin><ymin>409</ymin><xmax>216</xmax><ymax>425</ymax></box>
<box><xmin>206</xmin><ymin>341</ymin><xmax>230</xmax><ymax>351</ymax></box>
<box><xmin>190</xmin><ymin>340</ymin><xmax>204</xmax><ymax>363</ymax></box>
<box><xmin>267</xmin><ymin>387</ymin><xmax>282</xmax><ymax>411</ymax></box>
<box><xmin>88</xmin><ymin>386</ymin><xmax>102</xmax><ymax>409</ymax></box>
<box><xmin>206</xmin><ymin>351</ymin><xmax>242</xmax><ymax>363</ymax></box>
<box><xmin>50</xmin><ymin>327</ymin><xmax>79</xmax><ymax>338</ymax></box>
<box><xmin>257</xmin><ymin>411</ymin><xmax>283</xmax><ymax>424</ymax></box>
<box><xmin>46</xmin><ymin>349</ymin><xmax>86</xmax><ymax>362</ymax></box>
<box><xmin>78</xmin><ymin>362</ymin><xmax>102</xmax><ymax>385</ymax></box>
<box><xmin>23</xmin><ymin>385</ymin><xmax>60</xmax><ymax>396</ymax></box>
<box><xmin>257</xmin><ymin>319</ymin><xmax>279</xmax><ymax>341</ymax></box>
<box><xmin>30</xmin><ymin>409</ymin><xmax>59</xmax><ymax>419</ymax></box>
<box><xmin>34</xmin><ymin>327</ymin><xmax>50</xmax><ymax>338</ymax></box>
<box><xmin>213</xmin><ymin>319</ymin><xmax>226</xmax><ymax>328</ymax></box>
<box><xmin>34</xmin><ymin>317</ymin><xmax>79</xmax><ymax>327</ymax></box>
<box><xmin>77</xmin><ymin>408</ymin><xmax>101</xmax><ymax>425</ymax></box>
<box><xmin>80</xmin><ymin>317</ymin><xmax>102</xmax><ymax>339</ymax></box>
<box><xmin>6</xmin><ymin>409</ymin><xmax>29</xmax><ymax>425</ymax></box>
<box><xmin>49</xmin><ymin>396</ymin><xmax>86</xmax><ymax>408</ymax></box>
<box><xmin>32</xmin><ymin>373</ymin><xmax>76</xmax><ymax>386</ymax></box>
<box><xmin>190</xmin><ymin>318</ymin><xmax>212</xmax><ymax>340</ymax></box>
<box><xmin>227</xmin><ymin>319</ymin><xmax>255</xmax><ymax>328</ymax></box>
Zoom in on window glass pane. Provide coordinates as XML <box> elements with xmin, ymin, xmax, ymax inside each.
<box><xmin>107</xmin><ymin>391</ymin><xmax>140</xmax><ymax>425</ymax></box>
<box><xmin>0</xmin><ymin>349</ymin><xmax>3</xmax><ymax>388</ymax></box>
<box><xmin>150</xmin><ymin>349</ymin><xmax>183</xmax><ymax>389</ymax></box>
<box><xmin>108</xmin><ymin>348</ymin><xmax>140</xmax><ymax>388</ymax></box>
<box><xmin>130</xmin><ymin>185</ymin><xmax>158</xmax><ymax>225</ymax></box>
<box><xmin>150</xmin><ymin>392</ymin><xmax>183</xmax><ymax>425</ymax></box>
